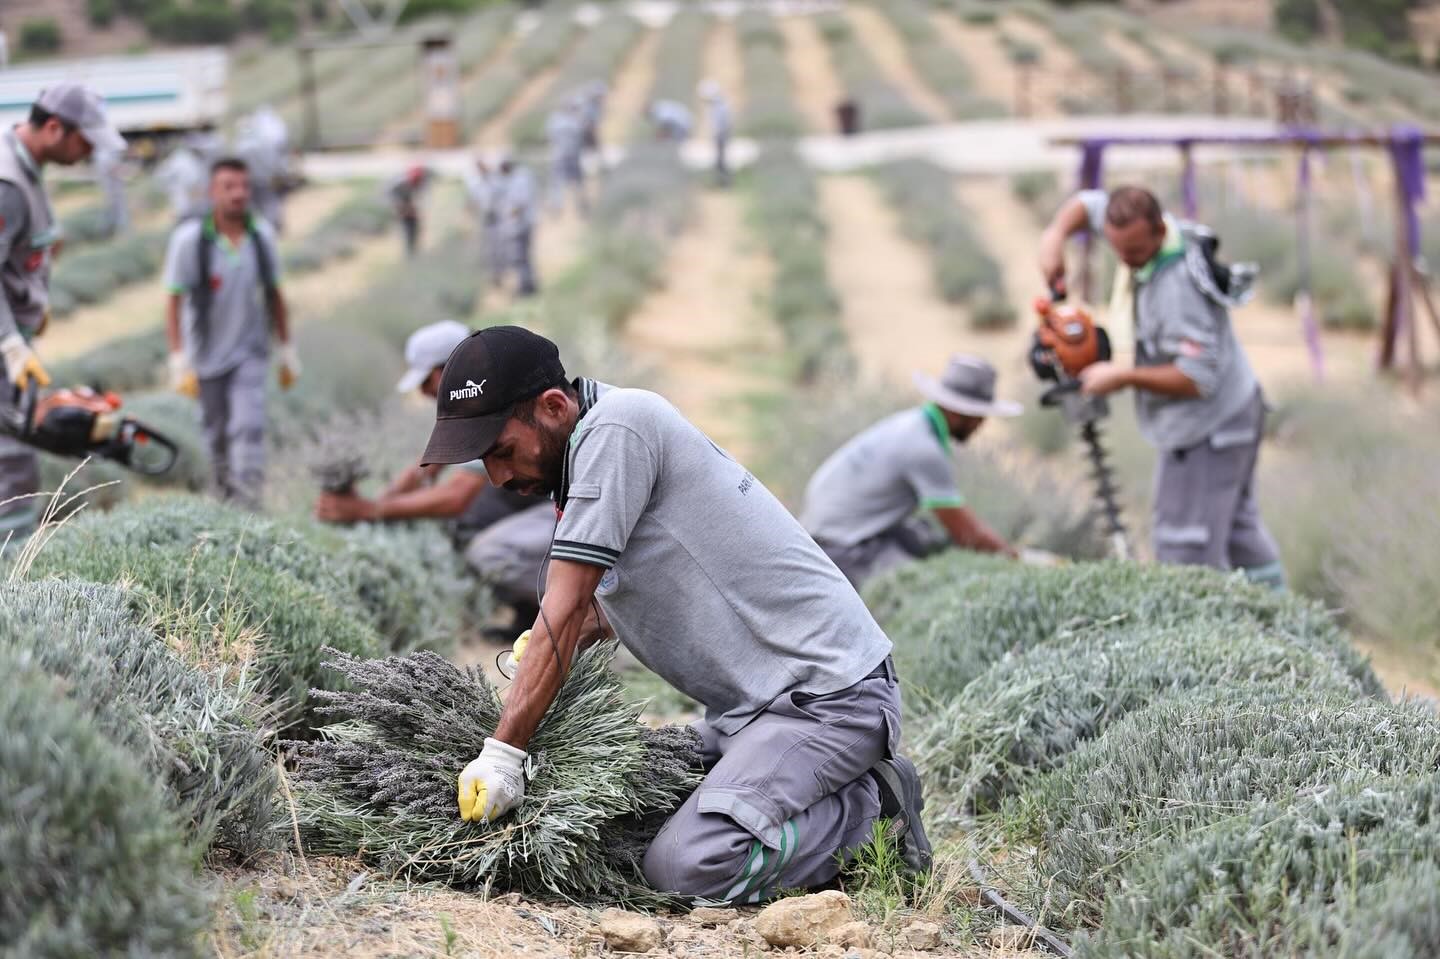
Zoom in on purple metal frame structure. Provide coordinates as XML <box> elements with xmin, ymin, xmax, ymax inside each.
<box><xmin>1053</xmin><ymin>127</ymin><xmax>1440</xmax><ymax>384</ymax></box>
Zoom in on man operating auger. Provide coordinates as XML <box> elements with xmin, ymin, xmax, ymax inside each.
<box><xmin>419</xmin><ymin>325</ymin><xmax>928</xmax><ymax>903</ymax></box>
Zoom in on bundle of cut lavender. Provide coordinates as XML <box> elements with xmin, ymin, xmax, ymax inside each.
<box><xmin>288</xmin><ymin>645</ymin><xmax>701</xmax><ymax>906</ymax></box>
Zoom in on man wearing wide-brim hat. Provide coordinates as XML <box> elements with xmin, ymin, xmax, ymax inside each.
<box><xmin>801</xmin><ymin>354</ymin><xmax>1022</xmax><ymax>587</ymax></box>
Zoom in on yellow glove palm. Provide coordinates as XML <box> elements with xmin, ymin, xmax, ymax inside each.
<box><xmin>0</xmin><ymin>333</ymin><xmax>49</xmax><ymax>391</ymax></box>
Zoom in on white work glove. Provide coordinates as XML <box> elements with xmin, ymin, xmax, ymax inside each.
<box><xmin>457</xmin><ymin>737</ymin><xmax>527</xmax><ymax>823</ymax></box>
<box><xmin>168</xmin><ymin>351</ymin><xmax>198</xmax><ymax>398</ymax></box>
<box><xmin>277</xmin><ymin>342</ymin><xmax>302</xmax><ymax>391</ymax></box>
<box><xmin>0</xmin><ymin>332</ymin><xmax>50</xmax><ymax>392</ymax></box>
<box><xmin>501</xmin><ymin>629</ymin><xmax>531</xmax><ymax>675</ymax></box>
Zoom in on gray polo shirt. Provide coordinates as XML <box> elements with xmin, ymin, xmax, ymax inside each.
<box><xmin>801</xmin><ymin>406</ymin><xmax>964</xmax><ymax>549</ymax></box>
<box><xmin>162</xmin><ymin>215</ymin><xmax>281</xmax><ymax>379</ymax></box>
<box><xmin>552</xmin><ymin>379</ymin><xmax>892</xmax><ymax>735</ymax></box>
<box><xmin>1080</xmin><ymin>190</ymin><xmax>1258</xmax><ymax>451</ymax></box>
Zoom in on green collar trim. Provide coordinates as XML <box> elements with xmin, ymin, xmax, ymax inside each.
<box><xmin>922</xmin><ymin>403</ymin><xmax>952</xmax><ymax>452</ymax></box>
<box><xmin>1133</xmin><ymin>214</ymin><xmax>1185</xmax><ymax>283</ymax></box>
<box><xmin>203</xmin><ymin>212</ymin><xmax>257</xmax><ymax>256</ymax></box>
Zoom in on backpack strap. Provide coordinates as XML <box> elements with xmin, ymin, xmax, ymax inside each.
<box><xmin>192</xmin><ymin>217</ymin><xmax>214</xmax><ymax>345</ymax></box>
<box><xmin>247</xmin><ymin>216</ymin><xmax>279</xmax><ymax>322</ymax></box>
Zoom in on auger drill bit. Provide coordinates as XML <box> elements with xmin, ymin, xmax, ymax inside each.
<box><xmin>1079</xmin><ymin>419</ymin><xmax>1129</xmax><ymax>560</ymax></box>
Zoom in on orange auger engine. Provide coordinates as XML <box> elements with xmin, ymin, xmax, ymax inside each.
<box><xmin>1</xmin><ymin>383</ymin><xmax>180</xmax><ymax>476</ymax></box>
<box><xmin>1028</xmin><ymin>292</ymin><xmax>1129</xmax><ymax>560</ymax></box>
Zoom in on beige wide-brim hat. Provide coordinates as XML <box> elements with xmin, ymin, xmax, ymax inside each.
<box><xmin>912</xmin><ymin>354</ymin><xmax>1023</xmax><ymax>419</ymax></box>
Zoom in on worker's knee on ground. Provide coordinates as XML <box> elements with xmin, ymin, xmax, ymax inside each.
<box><xmin>641</xmin><ymin>820</ymin><xmax>750</xmax><ymax>900</ymax></box>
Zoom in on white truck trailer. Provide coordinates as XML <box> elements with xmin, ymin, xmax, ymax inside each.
<box><xmin>0</xmin><ymin>48</ymin><xmax>227</xmax><ymax>141</ymax></box>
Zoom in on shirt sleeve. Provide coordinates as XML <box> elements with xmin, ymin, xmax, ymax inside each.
<box><xmin>0</xmin><ymin>184</ymin><xmax>27</xmax><ymax>338</ymax></box>
<box><xmin>904</xmin><ymin>445</ymin><xmax>964</xmax><ymax>511</ymax></box>
<box><xmin>161</xmin><ymin>223</ymin><xmax>194</xmax><ymax>295</ymax></box>
<box><xmin>551</xmin><ymin>423</ymin><xmax>658</xmax><ymax>570</ymax></box>
<box><xmin>1159</xmin><ymin>283</ymin><xmax>1227</xmax><ymax>398</ymax></box>
<box><xmin>1078</xmin><ymin>189</ymin><xmax>1108</xmax><ymax>234</ymax></box>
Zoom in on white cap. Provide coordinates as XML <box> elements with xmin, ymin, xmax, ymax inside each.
<box><xmin>396</xmin><ymin>319</ymin><xmax>470</xmax><ymax>393</ymax></box>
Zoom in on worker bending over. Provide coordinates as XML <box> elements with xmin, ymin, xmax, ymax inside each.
<box><xmin>315</xmin><ymin>319</ymin><xmax>550</xmax><ymax>631</ymax></box>
<box><xmin>1038</xmin><ymin>185</ymin><xmax>1284</xmax><ymax>587</ymax></box>
<box><xmin>421</xmin><ymin>325</ymin><xmax>929</xmax><ymax>903</ymax></box>
<box><xmin>802</xmin><ymin>355</ymin><xmax>1021</xmax><ymax>588</ymax></box>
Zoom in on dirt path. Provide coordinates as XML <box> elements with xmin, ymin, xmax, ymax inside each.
<box><xmin>929</xmin><ymin>10</ymin><xmax>1017</xmax><ymax>116</ymax></box>
<box><xmin>1000</xmin><ymin>13</ymin><xmax>1088</xmax><ymax>114</ymax></box>
<box><xmin>44</xmin><ymin>183</ymin><xmax>354</xmax><ymax>361</ymax></box>
<box><xmin>475</xmin><ymin>40</ymin><xmax>576</xmax><ymax>148</ymax></box>
<box><xmin>778</xmin><ymin>14</ymin><xmax>845</xmax><ymax>135</ymax></box>
<box><xmin>844</xmin><ymin>4</ymin><xmax>950</xmax><ymax>123</ymax></box>
<box><xmin>622</xmin><ymin>191</ymin><xmax>778</xmax><ymax>459</ymax></box>
<box><xmin>704</xmin><ymin>16</ymin><xmax>746</xmax><ymax>118</ymax></box>
<box><xmin>819</xmin><ymin>175</ymin><xmax>972</xmax><ymax>387</ymax></box>
<box><xmin>601</xmin><ymin>28</ymin><xmax>660</xmax><ymax>146</ymax></box>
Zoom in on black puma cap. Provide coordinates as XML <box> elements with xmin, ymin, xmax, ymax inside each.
<box><xmin>419</xmin><ymin>325</ymin><xmax>566</xmax><ymax>466</ymax></box>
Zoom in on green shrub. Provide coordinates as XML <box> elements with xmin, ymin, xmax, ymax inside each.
<box><xmin>1014</xmin><ymin>690</ymin><xmax>1440</xmax><ymax>927</ymax></box>
<box><xmin>290</xmin><ymin>645</ymin><xmax>701</xmax><ymax>905</ymax></box>
<box><xmin>1275</xmin><ymin>0</ymin><xmax>1322</xmax><ymax>43</ymax></box>
<box><xmin>49</xmin><ymin>229</ymin><xmax>167</xmax><ymax>316</ymax></box>
<box><xmin>1084</xmin><ymin>774</ymin><xmax>1440</xmax><ymax>958</ymax></box>
<box><xmin>143</xmin><ymin>0</ymin><xmax>242</xmax><ymax>43</ymax></box>
<box><xmin>29</xmin><ymin>495</ymin><xmax>385</xmax><ymax>731</ymax></box>
<box><xmin>873</xmin><ymin>160</ymin><xmax>1016</xmax><ymax>327</ymax></box>
<box><xmin>88</xmin><ymin>0</ymin><xmax>117</xmax><ymax>27</ymax></box>
<box><xmin>737</xmin><ymin>11</ymin><xmax>804</xmax><ymax>138</ymax></box>
<box><xmin>0</xmin><ymin>579</ymin><xmax>276</xmax><ymax>856</ymax></box>
<box><xmin>744</xmin><ymin>149</ymin><xmax>848</xmax><ymax>379</ymax></box>
<box><xmin>49</xmin><ymin>327</ymin><xmax>168</xmax><ymax>393</ymax></box>
<box><xmin>18</xmin><ymin>18</ymin><xmax>62</xmax><ymax>55</ymax></box>
<box><xmin>281</xmin><ymin>189</ymin><xmax>390</xmax><ymax>273</ymax></box>
<box><xmin>815</xmin><ymin>11</ymin><xmax>930</xmax><ymax>130</ymax></box>
<box><xmin>0</xmin><ymin>650</ymin><xmax>208</xmax><ymax>956</ymax></box>
<box><xmin>865</xmin><ymin>554</ymin><xmax>1372</xmax><ymax>702</ymax></box>
<box><xmin>60</xmin><ymin>202</ymin><xmax>118</xmax><ymax>245</ymax></box>
<box><xmin>913</xmin><ymin>620</ymin><xmax>1372</xmax><ymax>812</ymax></box>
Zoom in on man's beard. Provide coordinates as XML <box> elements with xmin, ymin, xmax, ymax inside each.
<box><xmin>504</xmin><ymin>422</ymin><xmax>569</xmax><ymax>497</ymax></box>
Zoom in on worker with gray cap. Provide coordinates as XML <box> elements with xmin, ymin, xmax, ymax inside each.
<box><xmin>316</xmin><ymin>319</ymin><xmax>550</xmax><ymax>633</ymax></box>
<box><xmin>0</xmin><ymin>82</ymin><xmax>124</xmax><ymax>535</ymax></box>
<box><xmin>698</xmin><ymin>80</ymin><xmax>732</xmax><ymax>187</ymax></box>
<box><xmin>546</xmin><ymin>102</ymin><xmax>588</xmax><ymax>218</ymax></box>
<box><xmin>802</xmin><ymin>355</ymin><xmax>1022</xmax><ymax>588</ymax></box>
<box><xmin>1038</xmin><ymin>185</ymin><xmax>1285</xmax><ymax>587</ymax></box>
<box><xmin>164</xmin><ymin>156</ymin><xmax>297</xmax><ymax>508</ymax></box>
<box><xmin>421</xmin><ymin>325</ymin><xmax>930</xmax><ymax>903</ymax></box>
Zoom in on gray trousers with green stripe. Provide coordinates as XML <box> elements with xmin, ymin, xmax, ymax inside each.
<box><xmin>0</xmin><ymin>365</ymin><xmax>40</xmax><ymax>537</ymax></box>
<box><xmin>642</xmin><ymin>657</ymin><xmax>900</xmax><ymax>903</ymax></box>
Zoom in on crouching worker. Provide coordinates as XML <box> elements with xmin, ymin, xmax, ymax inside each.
<box><xmin>314</xmin><ymin>319</ymin><xmax>551</xmax><ymax>630</ymax></box>
<box><xmin>422</xmin><ymin>325</ymin><xmax>929</xmax><ymax>902</ymax></box>
<box><xmin>802</xmin><ymin>355</ymin><xmax>1022</xmax><ymax>588</ymax></box>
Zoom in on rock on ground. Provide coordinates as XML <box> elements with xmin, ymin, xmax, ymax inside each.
<box><xmin>688</xmin><ymin>906</ymin><xmax>739</xmax><ymax>926</ymax></box>
<box><xmin>597</xmin><ymin>908</ymin><xmax>664</xmax><ymax>953</ymax></box>
<box><xmin>754</xmin><ymin>890</ymin><xmax>854</xmax><ymax>948</ymax></box>
<box><xmin>901</xmin><ymin>919</ymin><xmax>944</xmax><ymax>950</ymax></box>
<box><xmin>827</xmin><ymin>919</ymin><xmax>873</xmax><ymax>949</ymax></box>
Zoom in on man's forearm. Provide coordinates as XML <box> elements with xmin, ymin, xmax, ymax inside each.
<box><xmin>370</xmin><ymin>481</ymin><xmax>473</xmax><ymax>520</ymax></box>
<box><xmin>1124</xmin><ymin>364</ymin><xmax>1200</xmax><ymax>399</ymax></box>
<box><xmin>495</xmin><ymin>560</ymin><xmax>605</xmax><ymax>749</ymax></box>
<box><xmin>164</xmin><ymin>296</ymin><xmax>183</xmax><ymax>352</ymax></box>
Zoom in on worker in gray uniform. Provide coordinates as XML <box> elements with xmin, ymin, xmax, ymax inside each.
<box><xmin>164</xmin><ymin>156</ymin><xmax>298</xmax><ymax>508</ymax></box>
<box><xmin>0</xmin><ymin>83</ymin><xmax>125</xmax><ymax>536</ymax></box>
<box><xmin>94</xmin><ymin>143</ymin><xmax>129</xmax><ymax>236</ymax></box>
<box><xmin>495</xmin><ymin>155</ymin><xmax>539</xmax><ymax>297</ymax></box>
<box><xmin>420</xmin><ymin>325</ymin><xmax>930</xmax><ymax>903</ymax></box>
<box><xmin>463</xmin><ymin>156</ymin><xmax>506</xmax><ymax>286</ymax></box>
<box><xmin>577</xmin><ymin>81</ymin><xmax>606</xmax><ymax>167</ymax></box>
<box><xmin>802</xmin><ymin>355</ymin><xmax>1022</xmax><ymax>588</ymax></box>
<box><xmin>316</xmin><ymin>319</ymin><xmax>551</xmax><ymax>631</ymax></box>
<box><xmin>1038</xmin><ymin>184</ymin><xmax>1285</xmax><ymax>587</ymax></box>
<box><xmin>698</xmin><ymin>80</ymin><xmax>732</xmax><ymax>187</ymax></box>
<box><xmin>648</xmin><ymin>98</ymin><xmax>693</xmax><ymax>143</ymax></box>
<box><xmin>546</xmin><ymin>102</ymin><xmax>587</xmax><ymax>218</ymax></box>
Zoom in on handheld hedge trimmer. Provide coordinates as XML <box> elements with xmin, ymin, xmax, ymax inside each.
<box><xmin>1028</xmin><ymin>289</ymin><xmax>1130</xmax><ymax>560</ymax></box>
<box><xmin>1</xmin><ymin>382</ymin><xmax>180</xmax><ymax>476</ymax></box>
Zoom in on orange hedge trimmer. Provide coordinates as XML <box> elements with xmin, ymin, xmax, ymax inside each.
<box><xmin>2</xmin><ymin>382</ymin><xmax>179</xmax><ymax>476</ymax></box>
<box><xmin>1029</xmin><ymin>291</ymin><xmax>1129</xmax><ymax>560</ymax></box>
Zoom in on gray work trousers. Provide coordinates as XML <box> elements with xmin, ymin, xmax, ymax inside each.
<box><xmin>198</xmin><ymin>354</ymin><xmax>268</xmax><ymax>508</ymax></box>
<box><xmin>0</xmin><ymin>366</ymin><xmax>40</xmax><ymax>536</ymax></box>
<box><xmin>463</xmin><ymin>502</ymin><xmax>555</xmax><ymax>611</ymax></box>
<box><xmin>482</xmin><ymin>218</ymin><xmax>506</xmax><ymax>285</ymax></box>
<box><xmin>508</xmin><ymin>225</ymin><xmax>538</xmax><ymax>296</ymax></box>
<box><xmin>643</xmin><ymin>657</ymin><xmax>901</xmax><ymax>903</ymax></box>
<box><xmin>1151</xmin><ymin>389</ymin><xmax>1283</xmax><ymax>582</ymax></box>
<box><xmin>818</xmin><ymin>518</ymin><xmax>944</xmax><ymax>589</ymax></box>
